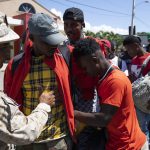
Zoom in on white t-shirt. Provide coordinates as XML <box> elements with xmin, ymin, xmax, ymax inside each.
<box><xmin>110</xmin><ymin>56</ymin><xmax>129</xmax><ymax>76</ymax></box>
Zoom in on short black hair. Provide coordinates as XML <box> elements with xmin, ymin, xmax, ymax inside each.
<box><xmin>123</xmin><ymin>35</ymin><xmax>141</xmax><ymax>46</ymax></box>
<box><xmin>73</xmin><ymin>38</ymin><xmax>100</xmax><ymax>61</ymax></box>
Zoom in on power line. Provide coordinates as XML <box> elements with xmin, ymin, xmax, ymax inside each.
<box><xmin>64</xmin><ymin>0</ymin><xmax>130</xmax><ymax>16</ymax></box>
<box><xmin>104</xmin><ymin>0</ymin><xmax>125</xmax><ymax>9</ymax></box>
<box><xmin>81</xmin><ymin>8</ymin><xmax>130</xmax><ymax>17</ymax></box>
<box><xmin>135</xmin><ymin>16</ymin><xmax>150</xmax><ymax>28</ymax></box>
<box><xmin>51</xmin><ymin>0</ymin><xmax>129</xmax><ymax>17</ymax></box>
<box><xmin>38</xmin><ymin>0</ymin><xmax>130</xmax><ymax>18</ymax></box>
<box><xmin>85</xmin><ymin>13</ymin><xmax>130</xmax><ymax>17</ymax></box>
<box><xmin>49</xmin><ymin>0</ymin><xmax>130</xmax><ymax>17</ymax></box>
<box><xmin>49</xmin><ymin>0</ymin><xmax>71</xmax><ymax>7</ymax></box>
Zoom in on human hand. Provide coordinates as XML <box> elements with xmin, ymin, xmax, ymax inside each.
<box><xmin>74</xmin><ymin>110</ymin><xmax>87</xmax><ymax>135</ymax></box>
<box><xmin>74</xmin><ymin>110</ymin><xmax>79</xmax><ymax>119</ymax></box>
<box><xmin>39</xmin><ymin>91</ymin><xmax>55</xmax><ymax>106</ymax></box>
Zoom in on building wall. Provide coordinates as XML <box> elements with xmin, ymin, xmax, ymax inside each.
<box><xmin>0</xmin><ymin>0</ymin><xmax>62</xmax><ymax>24</ymax></box>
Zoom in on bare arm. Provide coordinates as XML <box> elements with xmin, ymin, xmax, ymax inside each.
<box><xmin>74</xmin><ymin>104</ymin><xmax>118</xmax><ymax>127</ymax></box>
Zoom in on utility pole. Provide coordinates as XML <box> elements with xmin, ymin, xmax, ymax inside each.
<box><xmin>131</xmin><ymin>0</ymin><xmax>135</xmax><ymax>35</ymax></box>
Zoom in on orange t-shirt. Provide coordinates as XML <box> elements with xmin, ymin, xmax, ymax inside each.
<box><xmin>97</xmin><ymin>69</ymin><xmax>146</xmax><ymax>150</ymax></box>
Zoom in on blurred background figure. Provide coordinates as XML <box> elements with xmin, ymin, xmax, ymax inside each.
<box><xmin>146</xmin><ymin>38</ymin><xmax>150</xmax><ymax>52</ymax></box>
<box><xmin>101</xmin><ymin>39</ymin><xmax>129</xmax><ymax>76</ymax></box>
<box><xmin>123</xmin><ymin>35</ymin><xmax>150</xmax><ymax>145</ymax></box>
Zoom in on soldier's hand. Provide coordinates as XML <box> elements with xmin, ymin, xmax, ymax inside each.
<box><xmin>39</xmin><ymin>91</ymin><xmax>55</xmax><ymax>106</ymax></box>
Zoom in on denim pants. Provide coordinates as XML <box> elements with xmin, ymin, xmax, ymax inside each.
<box><xmin>136</xmin><ymin>107</ymin><xmax>150</xmax><ymax>142</ymax></box>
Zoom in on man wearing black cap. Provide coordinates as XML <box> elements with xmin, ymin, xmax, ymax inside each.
<box><xmin>63</xmin><ymin>9</ymin><xmax>98</xmax><ymax>109</ymax></box>
<box><xmin>63</xmin><ymin>7</ymin><xmax>103</xmax><ymax>150</ymax></box>
<box><xmin>4</xmin><ymin>13</ymin><xmax>75</xmax><ymax>150</ymax></box>
<box><xmin>63</xmin><ymin>7</ymin><xmax>85</xmax><ymax>45</ymax></box>
<box><xmin>123</xmin><ymin>35</ymin><xmax>150</xmax><ymax>146</ymax></box>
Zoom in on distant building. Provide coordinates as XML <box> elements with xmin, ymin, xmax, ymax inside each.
<box><xmin>0</xmin><ymin>0</ymin><xmax>61</xmax><ymax>24</ymax></box>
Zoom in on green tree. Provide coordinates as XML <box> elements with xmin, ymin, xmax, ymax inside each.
<box><xmin>85</xmin><ymin>30</ymin><xmax>123</xmax><ymax>50</ymax></box>
<box><xmin>85</xmin><ymin>30</ymin><xmax>96</xmax><ymax>37</ymax></box>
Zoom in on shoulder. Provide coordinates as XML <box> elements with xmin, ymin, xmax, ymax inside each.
<box><xmin>10</xmin><ymin>52</ymin><xmax>25</xmax><ymax>73</ymax></box>
<box><xmin>0</xmin><ymin>92</ymin><xmax>19</xmax><ymax>118</ymax></box>
<box><xmin>60</xmin><ymin>41</ymin><xmax>73</xmax><ymax>52</ymax></box>
<box><xmin>101</xmin><ymin>70</ymin><xmax>130</xmax><ymax>88</ymax></box>
<box><xmin>133</xmin><ymin>53</ymin><xmax>150</xmax><ymax>62</ymax></box>
<box><xmin>13</xmin><ymin>52</ymin><xmax>25</xmax><ymax>61</ymax></box>
<box><xmin>131</xmin><ymin>56</ymin><xmax>140</xmax><ymax>65</ymax></box>
<box><xmin>0</xmin><ymin>92</ymin><xmax>19</xmax><ymax>106</ymax></box>
<box><xmin>7</xmin><ymin>52</ymin><xmax>25</xmax><ymax>66</ymax></box>
<box><xmin>97</xmin><ymin>70</ymin><xmax>131</xmax><ymax>106</ymax></box>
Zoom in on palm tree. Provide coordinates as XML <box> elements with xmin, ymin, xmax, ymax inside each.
<box><xmin>85</xmin><ymin>30</ymin><xmax>123</xmax><ymax>51</ymax></box>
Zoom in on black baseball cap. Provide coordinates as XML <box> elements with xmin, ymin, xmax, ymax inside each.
<box><xmin>63</xmin><ymin>7</ymin><xmax>84</xmax><ymax>22</ymax></box>
<box><xmin>123</xmin><ymin>35</ymin><xmax>141</xmax><ymax>46</ymax></box>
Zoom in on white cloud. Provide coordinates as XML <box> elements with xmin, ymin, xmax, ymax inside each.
<box><xmin>50</xmin><ymin>8</ymin><xmax>128</xmax><ymax>35</ymax></box>
<box><xmin>58</xmin><ymin>23</ymin><xmax>64</xmax><ymax>30</ymax></box>
<box><xmin>50</xmin><ymin>8</ymin><xmax>63</xmax><ymax>19</ymax></box>
<box><xmin>85</xmin><ymin>22</ymin><xmax>128</xmax><ymax>35</ymax></box>
<box><xmin>50</xmin><ymin>8</ymin><xmax>64</xmax><ymax>30</ymax></box>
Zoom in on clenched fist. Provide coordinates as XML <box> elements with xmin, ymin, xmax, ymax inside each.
<box><xmin>39</xmin><ymin>91</ymin><xmax>55</xmax><ymax>106</ymax></box>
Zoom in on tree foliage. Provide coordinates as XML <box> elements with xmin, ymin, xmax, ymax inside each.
<box><xmin>85</xmin><ymin>30</ymin><xmax>123</xmax><ymax>50</ymax></box>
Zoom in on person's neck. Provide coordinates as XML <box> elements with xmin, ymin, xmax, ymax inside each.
<box><xmin>98</xmin><ymin>62</ymin><xmax>112</xmax><ymax>79</ymax></box>
<box><xmin>32</xmin><ymin>47</ymin><xmax>44</xmax><ymax>57</ymax></box>
<box><xmin>137</xmin><ymin>48</ymin><xmax>148</xmax><ymax>57</ymax></box>
<box><xmin>69</xmin><ymin>32</ymin><xmax>84</xmax><ymax>45</ymax></box>
<box><xmin>32</xmin><ymin>49</ymin><xmax>40</xmax><ymax>57</ymax></box>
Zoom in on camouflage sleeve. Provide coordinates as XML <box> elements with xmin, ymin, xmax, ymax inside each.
<box><xmin>0</xmin><ymin>92</ymin><xmax>50</xmax><ymax>145</ymax></box>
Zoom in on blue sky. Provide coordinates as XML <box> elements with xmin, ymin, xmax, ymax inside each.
<box><xmin>37</xmin><ymin>0</ymin><xmax>150</xmax><ymax>34</ymax></box>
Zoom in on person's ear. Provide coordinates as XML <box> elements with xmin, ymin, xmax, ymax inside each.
<box><xmin>82</xmin><ymin>22</ymin><xmax>85</xmax><ymax>28</ymax></box>
<box><xmin>92</xmin><ymin>55</ymin><xmax>98</xmax><ymax>63</ymax></box>
<box><xmin>134</xmin><ymin>43</ymin><xmax>140</xmax><ymax>50</ymax></box>
<box><xmin>29</xmin><ymin>34</ymin><xmax>34</xmax><ymax>42</ymax></box>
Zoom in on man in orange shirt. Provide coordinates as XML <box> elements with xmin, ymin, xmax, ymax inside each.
<box><xmin>73</xmin><ymin>38</ymin><xmax>147</xmax><ymax>150</ymax></box>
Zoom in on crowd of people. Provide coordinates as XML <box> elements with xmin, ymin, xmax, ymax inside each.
<box><xmin>0</xmin><ymin>7</ymin><xmax>150</xmax><ymax>150</ymax></box>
